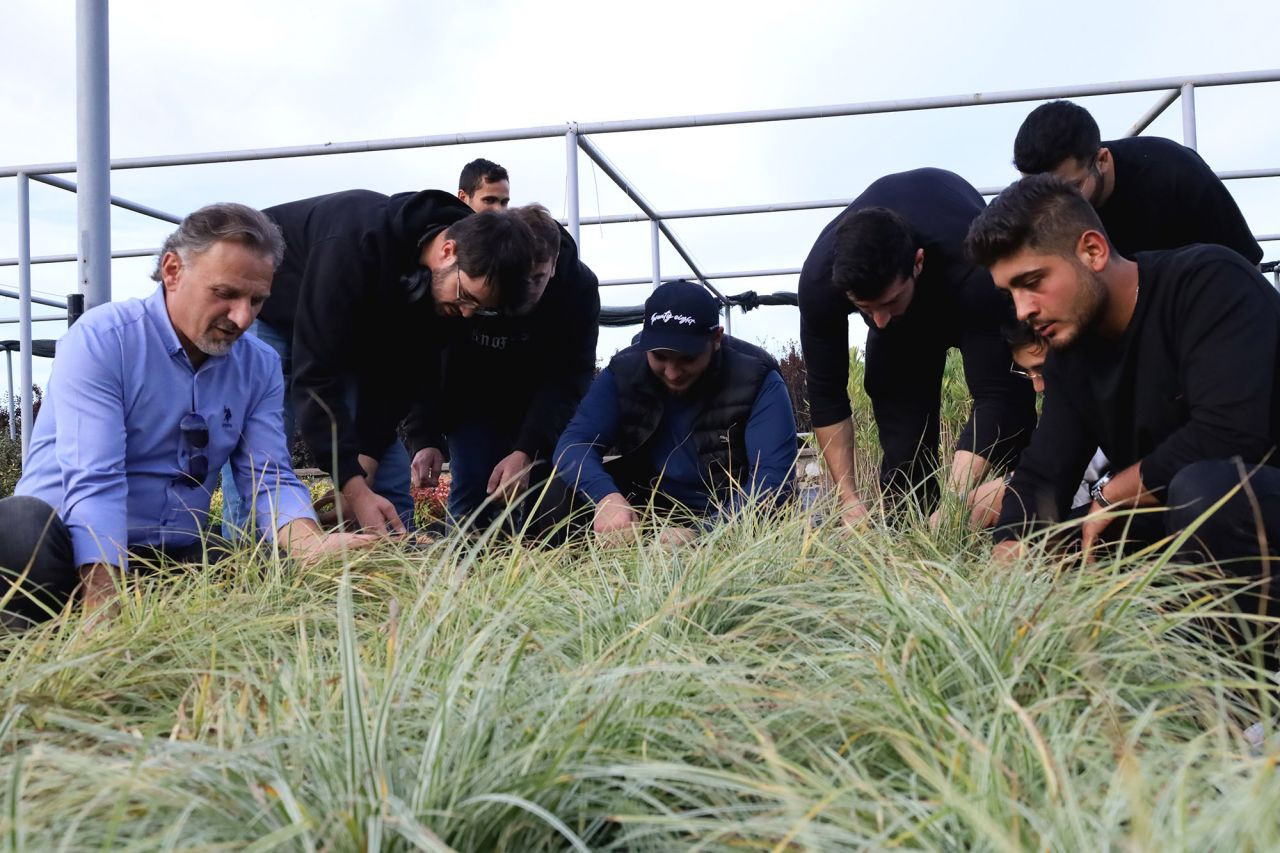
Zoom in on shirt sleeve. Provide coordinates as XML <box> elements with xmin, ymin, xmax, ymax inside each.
<box><xmin>1140</xmin><ymin>262</ymin><xmax>1278</xmax><ymax>493</ymax></box>
<box><xmin>737</xmin><ymin>371</ymin><xmax>797</xmax><ymax>506</ymax></box>
<box><xmin>49</xmin><ymin>323</ymin><xmax>130</xmax><ymax>569</ymax></box>
<box><xmin>289</xmin><ymin>235</ymin><xmax>377</xmax><ymax>488</ymax></box>
<box><xmin>516</xmin><ymin>262</ymin><xmax>601</xmax><ymax>459</ymax></box>
<box><xmin>993</xmin><ymin>380</ymin><xmax>1097</xmax><ymax>544</ymax></box>
<box><xmin>230</xmin><ymin>354</ymin><xmax>317</xmax><ymax>536</ymax></box>
<box><xmin>799</xmin><ymin>269</ymin><xmax>855</xmax><ymax>429</ymax></box>
<box><xmin>550</xmin><ymin>368</ymin><xmax>623</xmax><ymax>504</ymax></box>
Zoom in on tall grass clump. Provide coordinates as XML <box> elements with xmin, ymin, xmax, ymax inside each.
<box><xmin>0</xmin><ymin>492</ymin><xmax>1276</xmax><ymax>850</ymax></box>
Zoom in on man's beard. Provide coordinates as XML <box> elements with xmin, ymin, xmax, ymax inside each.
<box><xmin>1051</xmin><ymin>266</ymin><xmax>1108</xmax><ymax>350</ymax></box>
<box><xmin>195</xmin><ymin>323</ymin><xmax>242</xmax><ymax>357</ymax></box>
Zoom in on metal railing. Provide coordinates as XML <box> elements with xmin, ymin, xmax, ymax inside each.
<box><xmin>3</xmin><ymin>68</ymin><xmax>1279</xmax><ymax>460</ymax></box>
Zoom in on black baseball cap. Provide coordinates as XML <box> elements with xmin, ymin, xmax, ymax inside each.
<box><xmin>638</xmin><ymin>281</ymin><xmax>723</xmax><ymax>355</ymax></box>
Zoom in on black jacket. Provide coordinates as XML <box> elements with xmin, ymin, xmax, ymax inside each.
<box><xmin>608</xmin><ymin>336</ymin><xmax>779</xmax><ymax>493</ymax></box>
<box><xmin>407</xmin><ymin>227</ymin><xmax>600</xmax><ymax>461</ymax></box>
<box><xmin>996</xmin><ymin>245</ymin><xmax>1280</xmax><ymax>542</ymax></box>
<box><xmin>261</xmin><ymin>189</ymin><xmax>471</xmax><ymax>487</ymax></box>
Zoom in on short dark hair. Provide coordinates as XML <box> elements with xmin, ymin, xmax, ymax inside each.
<box><xmin>509</xmin><ymin>203</ymin><xmax>561</xmax><ymax>264</ymax></box>
<box><xmin>150</xmin><ymin>202</ymin><xmax>284</xmax><ymax>282</ymax></box>
<box><xmin>458</xmin><ymin>158</ymin><xmax>509</xmax><ymax>195</ymax></box>
<box><xmin>831</xmin><ymin>207</ymin><xmax>917</xmax><ymax>300</ymax></box>
<box><xmin>447</xmin><ymin>210</ymin><xmax>535</xmax><ymax>314</ymax></box>
<box><xmin>1003</xmin><ymin>319</ymin><xmax>1047</xmax><ymax>353</ymax></box>
<box><xmin>1013</xmin><ymin>100</ymin><xmax>1102</xmax><ymax>174</ymax></box>
<box><xmin>966</xmin><ymin>174</ymin><xmax>1109</xmax><ymax>269</ymax></box>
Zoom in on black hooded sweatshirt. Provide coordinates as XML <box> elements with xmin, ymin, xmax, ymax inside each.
<box><xmin>260</xmin><ymin>189</ymin><xmax>470</xmax><ymax>487</ymax></box>
<box><xmin>406</xmin><ymin>226</ymin><xmax>601</xmax><ymax>461</ymax></box>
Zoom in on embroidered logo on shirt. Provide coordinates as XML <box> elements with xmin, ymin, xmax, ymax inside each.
<box><xmin>223</xmin><ymin>406</ymin><xmax>233</xmax><ymax>427</ymax></box>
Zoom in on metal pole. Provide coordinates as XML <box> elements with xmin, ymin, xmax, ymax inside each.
<box><xmin>16</xmin><ymin>173</ymin><xmax>33</xmax><ymax>460</ymax></box>
<box><xmin>1180</xmin><ymin>83</ymin><xmax>1197</xmax><ymax>150</ymax></box>
<box><xmin>33</xmin><ymin>174</ymin><xmax>181</xmax><ymax>224</ymax></box>
<box><xmin>1123</xmin><ymin>89</ymin><xmax>1180</xmax><ymax>137</ymax></box>
<box><xmin>650</xmin><ymin>219</ymin><xmax>661</xmax><ymax>287</ymax></box>
<box><xmin>5</xmin><ymin>350</ymin><xmax>14</xmax><ymax>441</ymax></box>
<box><xmin>565</xmin><ymin>125</ymin><xmax>580</xmax><ymax>248</ymax></box>
<box><xmin>77</xmin><ymin>0</ymin><xmax>112</xmax><ymax>309</ymax></box>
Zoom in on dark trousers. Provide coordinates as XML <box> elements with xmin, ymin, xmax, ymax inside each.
<box><xmin>0</xmin><ymin>496</ymin><xmax>226</xmax><ymax>628</ymax></box>
<box><xmin>445</xmin><ymin>419</ymin><xmax>551</xmax><ymax>533</ymax></box>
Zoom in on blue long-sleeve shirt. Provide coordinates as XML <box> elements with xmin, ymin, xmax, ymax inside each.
<box><xmin>553</xmin><ymin>367</ymin><xmax>796</xmax><ymax>514</ymax></box>
<box><xmin>16</xmin><ymin>285</ymin><xmax>315</xmax><ymax>569</ymax></box>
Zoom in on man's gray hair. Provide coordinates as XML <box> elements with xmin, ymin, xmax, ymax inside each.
<box><xmin>150</xmin><ymin>202</ymin><xmax>285</xmax><ymax>281</ymax></box>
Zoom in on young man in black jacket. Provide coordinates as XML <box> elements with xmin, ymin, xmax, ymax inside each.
<box><xmin>457</xmin><ymin>158</ymin><xmax>511</xmax><ymax>213</ymax></box>
<box><xmin>1013</xmin><ymin>100</ymin><xmax>1263</xmax><ymax>264</ymax></box>
<box><xmin>967</xmin><ymin>175</ymin><xmax>1280</xmax><ymax>618</ymax></box>
<box><xmin>405</xmin><ymin>203</ymin><xmax>600</xmax><ymax>532</ymax></box>
<box><xmin>799</xmin><ymin>168</ymin><xmax>1037</xmax><ymax>527</ymax></box>
<box><xmin>223</xmin><ymin>189</ymin><xmax>535</xmax><ymax>537</ymax></box>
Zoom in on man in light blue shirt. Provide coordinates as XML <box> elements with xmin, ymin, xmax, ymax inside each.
<box><xmin>0</xmin><ymin>203</ymin><xmax>376</xmax><ymax>626</ymax></box>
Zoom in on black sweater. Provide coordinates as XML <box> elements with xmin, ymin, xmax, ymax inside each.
<box><xmin>1099</xmin><ymin>137</ymin><xmax>1262</xmax><ymax>264</ymax></box>
<box><xmin>406</xmin><ymin>227</ymin><xmax>601</xmax><ymax>461</ymax></box>
<box><xmin>260</xmin><ymin>189</ymin><xmax>471</xmax><ymax>487</ymax></box>
<box><xmin>799</xmin><ymin>168</ymin><xmax>1031</xmax><ymax>456</ymax></box>
<box><xmin>995</xmin><ymin>244</ymin><xmax>1280</xmax><ymax>542</ymax></box>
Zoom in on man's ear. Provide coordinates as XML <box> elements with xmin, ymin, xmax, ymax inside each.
<box><xmin>1096</xmin><ymin>146</ymin><xmax>1113</xmax><ymax>174</ymax></box>
<box><xmin>711</xmin><ymin>327</ymin><xmax>725</xmax><ymax>349</ymax></box>
<box><xmin>913</xmin><ymin>247</ymin><xmax>925</xmax><ymax>278</ymax></box>
<box><xmin>457</xmin><ymin>189</ymin><xmax>469</xmax><ymax>204</ymax></box>
<box><xmin>160</xmin><ymin>251</ymin><xmax>183</xmax><ymax>291</ymax></box>
<box><xmin>1076</xmin><ymin>229</ymin><xmax>1110</xmax><ymax>271</ymax></box>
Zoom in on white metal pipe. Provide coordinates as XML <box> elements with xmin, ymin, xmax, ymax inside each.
<box><xmin>1124</xmin><ymin>89</ymin><xmax>1181</xmax><ymax>137</ymax></box>
<box><xmin>5</xmin><ymin>68</ymin><xmax>1275</xmax><ymax>179</ymax></box>
<box><xmin>650</xmin><ymin>220</ymin><xmax>661</xmax><ymax>288</ymax></box>
<box><xmin>5</xmin><ymin>350</ymin><xmax>14</xmax><ymax>441</ymax></box>
<box><xmin>33</xmin><ymin>174</ymin><xmax>181</xmax><ymax>224</ymax></box>
<box><xmin>16</xmin><ymin>174</ymin><xmax>33</xmax><ymax>461</ymax></box>
<box><xmin>0</xmin><ymin>246</ymin><xmax>159</xmax><ymax>268</ymax></box>
<box><xmin>565</xmin><ymin>126</ymin><xmax>580</xmax><ymax>249</ymax></box>
<box><xmin>0</xmin><ymin>287</ymin><xmax>69</xmax><ymax>309</ymax></box>
<box><xmin>0</xmin><ymin>316</ymin><xmax>63</xmax><ymax>324</ymax></box>
<box><xmin>1181</xmin><ymin>83</ymin><xmax>1198</xmax><ymax>150</ymax></box>
<box><xmin>77</xmin><ymin>0</ymin><xmax>112</xmax><ymax>309</ymax></box>
<box><xmin>599</xmin><ymin>267</ymin><xmax>803</xmax><ymax>287</ymax></box>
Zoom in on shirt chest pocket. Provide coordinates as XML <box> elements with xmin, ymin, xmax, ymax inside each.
<box><xmin>205</xmin><ymin>405</ymin><xmax>247</xmax><ymax>465</ymax></box>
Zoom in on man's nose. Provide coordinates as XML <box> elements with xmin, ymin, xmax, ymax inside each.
<box><xmin>1013</xmin><ymin>293</ymin><xmax>1037</xmax><ymax>323</ymax></box>
<box><xmin>229</xmin><ymin>298</ymin><xmax>255</xmax><ymax>329</ymax></box>
<box><xmin>872</xmin><ymin>310</ymin><xmax>891</xmax><ymax>329</ymax></box>
<box><xmin>1032</xmin><ymin>376</ymin><xmax>1045</xmax><ymax>394</ymax></box>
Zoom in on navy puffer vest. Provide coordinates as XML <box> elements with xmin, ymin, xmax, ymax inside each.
<box><xmin>608</xmin><ymin>336</ymin><xmax>780</xmax><ymax>494</ymax></box>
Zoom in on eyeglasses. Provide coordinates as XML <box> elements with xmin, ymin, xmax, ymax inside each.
<box><xmin>179</xmin><ymin>411</ymin><xmax>209</xmax><ymax>486</ymax></box>
<box><xmin>1009</xmin><ymin>364</ymin><xmax>1044</xmax><ymax>382</ymax></box>
<box><xmin>454</xmin><ymin>268</ymin><xmax>499</xmax><ymax>317</ymax></box>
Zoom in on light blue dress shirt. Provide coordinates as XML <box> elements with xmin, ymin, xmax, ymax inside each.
<box><xmin>16</xmin><ymin>285</ymin><xmax>315</xmax><ymax>568</ymax></box>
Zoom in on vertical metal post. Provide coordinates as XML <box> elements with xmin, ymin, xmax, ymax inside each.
<box><xmin>5</xmin><ymin>350</ymin><xmax>14</xmax><ymax>441</ymax></box>
<box><xmin>565</xmin><ymin>125</ymin><xmax>580</xmax><ymax>249</ymax></box>
<box><xmin>1180</xmin><ymin>83</ymin><xmax>1197</xmax><ymax>150</ymax></box>
<box><xmin>16</xmin><ymin>173</ymin><xmax>33</xmax><ymax>461</ymax></box>
<box><xmin>77</xmin><ymin>0</ymin><xmax>112</xmax><ymax>309</ymax></box>
<box><xmin>650</xmin><ymin>219</ymin><xmax>661</xmax><ymax>287</ymax></box>
<box><xmin>722</xmin><ymin>303</ymin><xmax>732</xmax><ymax>334</ymax></box>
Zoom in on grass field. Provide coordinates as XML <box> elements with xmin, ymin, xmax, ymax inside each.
<box><xmin>1</xmin><ymin>495</ymin><xmax>1277</xmax><ymax>850</ymax></box>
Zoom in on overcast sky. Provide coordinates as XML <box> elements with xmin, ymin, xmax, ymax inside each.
<box><xmin>2</xmin><ymin>0</ymin><xmax>1278</xmax><ymax>392</ymax></box>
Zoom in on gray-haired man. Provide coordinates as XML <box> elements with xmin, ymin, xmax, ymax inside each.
<box><xmin>0</xmin><ymin>203</ymin><xmax>377</xmax><ymax>627</ymax></box>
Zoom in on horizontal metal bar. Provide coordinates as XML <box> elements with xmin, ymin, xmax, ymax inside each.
<box><xmin>573</xmin><ymin>198</ymin><xmax>855</xmax><ymax>226</ymax></box>
<box><xmin>1218</xmin><ymin>168</ymin><xmax>1280</xmax><ymax>181</ymax></box>
<box><xmin>31</xmin><ymin>174</ymin><xmax>182</xmax><ymax>223</ymax></box>
<box><xmin>3</xmin><ymin>69</ymin><xmax>1276</xmax><ymax>179</ymax></box>
<box><xmin>0</xmin><ymin>286</ymin><xmax>68</xmax><ymax>309</ymax></box>
<box><xmin>0</xmin><ymin>246</ymin><xmax>159</xmax><ymax>268</ymax></box>
<box><xmin>600</xmin><ymin>268</ymin><xmax>801</xmax><ymax>287</ymax></box>
<box><xmin>1257</xmin><ymin>233</ymin><xmax>1280</xmax><ymax>242</ymax></box>
<box><xmin>0</xmin><ymin>314</ymin><xmax>63</xmax><ymax>324</ymax></box>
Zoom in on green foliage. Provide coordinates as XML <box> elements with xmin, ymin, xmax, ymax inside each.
<box><xmin>0</xmin><ymin>434</ymin><xmax>19</xmax><ymax>499</ymax></box>
<box><xmin>0</xmin><ymin>505</ymin><xmax>1275</xmax><ymax>849</ymax></box>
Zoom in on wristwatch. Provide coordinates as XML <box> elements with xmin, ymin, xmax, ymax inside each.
<box><xmin>1090</xmin><ymin>471</ymin><xmax>1114</xmax><ymax>508</ymax></box>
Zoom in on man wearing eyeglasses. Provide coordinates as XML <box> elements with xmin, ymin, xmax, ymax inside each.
<box><xmin>1013</xmin><ymin>100</ymin><xmax>1262</xmax><ymax>264</ymax></box>
<box><xmin>0</xmin><ymin>204</ymin><xmax>379</xmax><ymax>627</ymax></box>
<box><xmin>219</xmin><ymin>189</ymin><xmax>536</xmax><ymax>538</ymax></box>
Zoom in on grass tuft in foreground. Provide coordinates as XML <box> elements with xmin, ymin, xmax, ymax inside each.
<box><xmin>0</xmin><ymin>499</ymin><xmax>1277</xmax><ymax>850</ymax></box>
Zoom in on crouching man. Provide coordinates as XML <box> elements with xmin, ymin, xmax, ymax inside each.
<box><xmin>966</xmin><ymin>176</ymin><xmax>1280</xmax><ymax>618</ymax></box>
<box><xmin>543</xmin><ymin>281</ymin><xmax>797</xmax><ymax>544</ymax></box>
<box><xmin>0</xmin><ymin>203</ymin><xmax>377</xmax><ymax>627</ymax></box>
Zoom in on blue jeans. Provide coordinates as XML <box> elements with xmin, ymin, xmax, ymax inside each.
<box><xmin>220</xmin><ymin>319</ymin><xmax>415</xmax><ymax>538</ymax></box>
<box><xmin>446</xmin><ymin>419</ymin><xmax>549</xmax><ymax>531</ymax></box>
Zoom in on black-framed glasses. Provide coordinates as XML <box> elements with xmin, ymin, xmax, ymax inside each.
<box><xmin>1009</xmin><ymin>364</ymin><xmax>1043</xmax><ymax>382</ymax></box>
<box><xmin>454</xmin><ymin>268</ymin><xmax>500</xmax><ymax>317</ymax></box>
<box><xmin>179</xmin><ymin>411</ymin><xmax>209</xmax><ymax>486</ymax></box>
